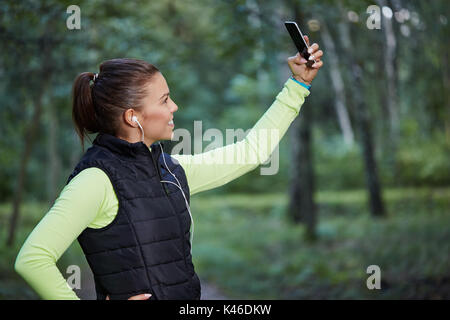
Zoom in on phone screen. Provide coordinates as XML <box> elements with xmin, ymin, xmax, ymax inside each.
<box><xmin>284</xmin><ymin>21</ymin><xmax>314</xmax><ymax>67</ymax></box>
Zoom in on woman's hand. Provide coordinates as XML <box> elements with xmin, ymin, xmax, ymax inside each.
<box><xmin>106</xmin><ymin>293</ymin><xmax>152</xmax><ymax>300</ymax></box>
<box><xmin>287</xmin><ymin>35</ymin><xmax>324</xmax><ymax>86</ymax></box>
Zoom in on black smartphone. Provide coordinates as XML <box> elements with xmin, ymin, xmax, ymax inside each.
<box><xmin>284</xmin><ymin>21</ymin><xmax>316</xmax><ymax>67</ymax></box>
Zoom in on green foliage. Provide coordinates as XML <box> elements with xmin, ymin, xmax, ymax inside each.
<box><xmin>314</xmin><ymin>134</ymin><xmax>366</xmax><ymax>190</ymax></box>
<box><xmin>396</xmin><ymin>129</ymin><xmax>450</xmax><ymax>186</ymax></box>
<box><xmin>191</xmin><ymin>189</ymin><xmax>450</xmax><ymax>299</ymax></box>
<box><xmin>0</xmin><ymin>0</ymin><xmax>449</xmax><ymax>200</ymax></box>
<box><xmin>0</xmin><ymin>202</ymin><xmax>46</xmax><ymax>299</ymax></box>
<box><xmin>1</xmin><ymin>0</ymin><xmax>449</xmax><ymax>300</ymax></box>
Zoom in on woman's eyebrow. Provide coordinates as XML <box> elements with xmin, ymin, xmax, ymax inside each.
<box><xmin>159</xmin><ymin>92</ymin><xmax>170</xmax><ymax>100</ymax></box>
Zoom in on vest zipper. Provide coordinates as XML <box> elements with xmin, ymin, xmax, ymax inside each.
<box><xmin>149</xmin><ymin>148</ymin><xmax>190</xmax><ymax>273</ymax></box>
<box><xmin>150</xmin><ymin>149</ymin><xmax>170</xmax><ymax>196</ymax></box>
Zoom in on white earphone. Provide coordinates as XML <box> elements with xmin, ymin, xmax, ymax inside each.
<box><xmin>132</xmin><ymin>116</ymin><xmax>145</xmax><ymax>142</ymax></box>
<box><xmin>132</xmin><ymin>115</ymin><xmax>194</xmax><ymax>254</ymax></box>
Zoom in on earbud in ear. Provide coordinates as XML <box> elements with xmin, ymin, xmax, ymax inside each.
<box><xmin>132</xmin><ymin>115</ymin><xmax>145</xmax><ymax>141</ymax></box>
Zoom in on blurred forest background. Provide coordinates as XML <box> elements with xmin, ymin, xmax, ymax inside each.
<box><xmin>0</xmin><ymin>0</ymin><xmax>449</xmax><ymax>299</ymax></box>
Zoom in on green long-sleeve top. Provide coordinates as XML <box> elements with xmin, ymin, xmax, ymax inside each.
<box><xmin>14</xmin><ymin>77</ymin><xmax>310</xmax><ymax>299</ymax></box>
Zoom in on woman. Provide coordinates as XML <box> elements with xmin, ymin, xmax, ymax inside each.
<box><xmin>14</xmin><ymin>36</ymin><xmax>324</xmax><ymax>300</ymax></box>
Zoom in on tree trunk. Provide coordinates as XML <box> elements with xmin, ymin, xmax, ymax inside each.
<box><xmin>6</xmin><ymin>37</ymin><xmax>53</xmax><ymax>246</ymax></box>
<box><xmin>350</xmin><ymin>63</ymin><xmax>386</xmax><ymax>217</ymax></box>
<box><xmin>289</xmin><ymin>107</ymin><xmax>317</xmax><ymax>239</ymax></box>
<box><xmin>287</xmin><ymin>4</ymin><xmax>317</xmax><ymax>240</ymax></box>
<box><xmin>338</xmin><ymin>18</ymin><xmax>386</xmax><ymax>217</ymax></box>
<box><xmin>377</xmin><ymin>0</ymin><xmax>400</xmax><ymax>179</ymax></box>
<box><xmin>7</xmin><ymin>90</ymin><xmax>46</xmax><ymax>246</ymax></box>
<box><xmin>320</xmin><ymin>21</ymin><xmax>354</xmax><ymax>146</ymax></box>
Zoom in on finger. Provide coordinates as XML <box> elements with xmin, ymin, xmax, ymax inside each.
<box><xmin>308</xmin><ymin>50</ymin><xmax>323</xmax><ymax>62</ymax></box>
<box><xmin>128</xmin><ymin>293</ymin><xmax>152</xmax><ymax>300</ymax></box>
<box><xmin>311</xmin><ymin>60</ymin><xmax>324</xmax><ymax>69</ymax></box>
<box><xmin>307</xmin><ymin>43</ymin><xmax>319</xmax><ymax>55</ymax></box>
<box><xmin>296</xmin><ymin>52</ymin><xmax>308</xmax><ymax>64</ymax></box>
<box><xmin>288</xmin><ymin>54</ymin><xmax>307</xmax><ymax>65</ymax></box>
<box><xmin>303</xmin><ymin>35</ymin><xmax>310</xmax><ymax>46</ymax></box>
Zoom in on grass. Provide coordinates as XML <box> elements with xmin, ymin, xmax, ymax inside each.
<box><xmin>190</xmin><ymin>187</ymin><xmax>450</xmax><ymax>299</ymax></box>
<box><xmin>0</xmin><ymin>187</ymin><xmax>449</xmax><ymax>299</ymax></box>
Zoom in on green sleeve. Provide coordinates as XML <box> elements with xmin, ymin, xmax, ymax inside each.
<box><xmin>172</xmin><ymin>77</ymin><xmax>310</xmax><ymax>195</ymax></box>
<box><xmin>14</xmin><ymin>167</ymin><xmax>114</xmax><ymax>300</ymax></box>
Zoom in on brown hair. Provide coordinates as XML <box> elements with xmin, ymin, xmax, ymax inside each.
<box><xmin>72</xmin><ymin>58</ymin><xmax>160</xmax><ymax>151</ymax></box>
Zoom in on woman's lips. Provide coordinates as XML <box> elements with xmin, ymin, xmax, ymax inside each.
<box><xmin>168</xmin><ymin>119</ymin><xmax>174</xmax><ymax>127</ymax></box>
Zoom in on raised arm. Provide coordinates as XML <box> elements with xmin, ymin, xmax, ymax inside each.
<box><xmin>173</xmin><ymin>37</ymin><xmax>323</xmax><ymax>196</ymax></box>
<box><xmin>173</xmin><ymin>77</ymin><xmax>308</xmax><ymax>195</ymax></box>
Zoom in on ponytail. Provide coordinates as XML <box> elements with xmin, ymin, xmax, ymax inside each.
<box><xmin>72</xmin><ymin>72</ymin><xmax>99</xmax><ymax>152</ymax></box>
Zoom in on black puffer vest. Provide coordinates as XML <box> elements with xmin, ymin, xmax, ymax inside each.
<box><xmin>66</xmin><ymin>132</ymin><xmax>201</xmax><ymax>300</ymax></box>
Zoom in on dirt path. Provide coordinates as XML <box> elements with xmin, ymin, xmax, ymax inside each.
<box><xmin>199</xmin><ymin>279</ymin><xmax>229</xmax><ymax>300</ymax></box>
<box><xmin>75</xmin><ymin>267</ymin><xmax>229</xmax><ymax>300</ymax></box>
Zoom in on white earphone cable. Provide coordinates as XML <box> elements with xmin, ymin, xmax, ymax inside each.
<box><xmin>136</xmin><ymin>121</ymin><xmax>145</xmax><ymax>142</ymax></box>
<box><xmin>133</xmin><ymin>117</ymin><xmax>193</xmax><ymax>254</ymax></box>
<box><xmin>159</xmin><ymin>142</ymin><xmax>194</xmax><ymax>255</ymax></box>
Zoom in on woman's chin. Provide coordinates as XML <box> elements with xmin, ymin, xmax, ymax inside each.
<box><xmin>169</xmin><ymin>125</ymin><xmax>175</xmax><ymax>138</ymax></box>
<box><xmin>162</xmin><ymin>129</ymin><xmax>174</xmax><ymax>141</ymax></box>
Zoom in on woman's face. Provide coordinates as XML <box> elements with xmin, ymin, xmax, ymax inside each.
<box><xmin>134</xmin><ymin>72</ymin><xmax>178</xmax><ymax>146</ymax></box>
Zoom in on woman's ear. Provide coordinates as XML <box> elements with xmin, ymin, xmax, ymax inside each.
<box><xmin>123</xmin><ymin>109</ymin><xmax>137</xmax><ymax>127</ymax></box>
